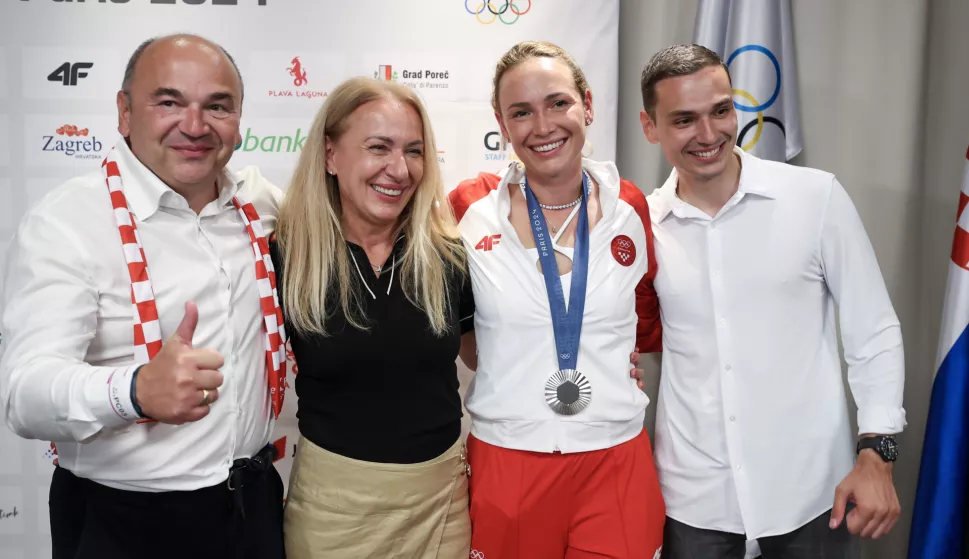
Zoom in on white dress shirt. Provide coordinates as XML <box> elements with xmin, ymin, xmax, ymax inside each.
<box><xmin>0</xmin><ymin>139</ymin><xmax>283</xmax><ymax>492</ymax></box>
<box><xmin>648</xmin><ymin>147</ymin><xmax>906</xmax><ymax>538</ymax></box>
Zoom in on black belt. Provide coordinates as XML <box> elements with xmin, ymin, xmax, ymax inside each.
<box><xmin>227</xmin><ymin>443</ymin><xmax>277</xmax><ymax>518</ymax></box>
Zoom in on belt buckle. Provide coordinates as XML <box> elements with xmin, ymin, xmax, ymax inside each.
<box><xmin>227</xmin><ymin>469</ymin><xmax>241</xmax><ymax>491</ymax></box>
<box><xmin>227</xmin><ymin>461</ymin><xmax>246</xmax><ymax>491</ymax></box>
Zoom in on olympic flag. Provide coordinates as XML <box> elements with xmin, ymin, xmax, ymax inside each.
<box><xmin>693</xmin><ymin>0</ymin><xmax>803</xmax><ymax>162</ymax></box>
<box><xmin>908</xmin><ymin>147</ymin><xmax>969</xmax><ymax>559</ymax></box>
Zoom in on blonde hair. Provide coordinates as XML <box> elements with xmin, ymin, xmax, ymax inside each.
<box><xmin>491</xmin><ymin>41</ymin><xmax>591</xmax><ymax>112</ymax></box>
<box><xmin>277</xmin><ymin>77</ymin><xmax>464</xmax><ymax>336</ymax></box>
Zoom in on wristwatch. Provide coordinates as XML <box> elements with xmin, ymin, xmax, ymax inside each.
<box><xmin>856</xmin><ymin>436</ymin><xmax>898</xmax><ymax>462</ymax></box>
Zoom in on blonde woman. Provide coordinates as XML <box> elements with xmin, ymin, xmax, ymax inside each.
<box><xmin>270</xmin><ymin>77</ymin><xmax>476</xmax><ymax>559</ymax></box>
<box><xmin>449</xmin><ymin>42</ymin><xmax>666</xmax><ymax>558</ymax></box>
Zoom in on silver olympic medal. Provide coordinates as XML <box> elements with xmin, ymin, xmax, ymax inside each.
<box><xmin>544</xmin><ymin>369</ymin><xmax>592</xmax><ymax>415</ymax></box>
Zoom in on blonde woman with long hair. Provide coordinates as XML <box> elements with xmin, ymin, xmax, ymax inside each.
<box><xmin>270</xmin><ymin>77</ymin><xmax>476</xmax><ymax>559</ymax></box>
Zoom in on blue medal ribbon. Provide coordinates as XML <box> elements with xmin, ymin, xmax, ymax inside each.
<box><xmin>522</xmin><ymin>170</ymin><xmax>590</xmax><ymax>373</ymax></box>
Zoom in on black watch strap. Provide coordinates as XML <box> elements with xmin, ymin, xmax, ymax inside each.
<box><xmin>856</xmin><ymin>436</ymin><xmax>898</xmax><ymax>462</ymax></box>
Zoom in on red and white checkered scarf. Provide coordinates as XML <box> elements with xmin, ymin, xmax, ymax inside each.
<box><xmin>101</xmin><ymin>149</ymin><xmax>286</xmax><ymax>419</ymax></box>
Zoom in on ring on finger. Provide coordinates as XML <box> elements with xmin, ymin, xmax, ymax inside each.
<box><xmin>201</xmin><ymin>389</ymin><xmax>210</xmax><ymax>407</ymax></box>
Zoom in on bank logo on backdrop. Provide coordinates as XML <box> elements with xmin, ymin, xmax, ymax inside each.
<box><xmin>230</xmin><ymin>118</ymin><xmax>307</xmax><ymax>188</ymax></box>
<box><xmin>25</xmin><ymin>115</ymin><xmax>115</xmax><ymax>167</ymax></box>
<box><xmin>249</xmin><ymin>52</ymin><xmax>341</xmax><ymax>104</ymax></box>
<box><xmin>235</xmin><ymin>126</ymin><xmax>307</xmax><ymax>154</ymax></box>
<box><xmin>23</xmin><ymin>48</ymin><xmax>122</xmax><ymax>100</ymax></box>
<box><xmin>464</xmin><ymin>0</ymin><xmax>532</xmax><ymax>25</ymax></box>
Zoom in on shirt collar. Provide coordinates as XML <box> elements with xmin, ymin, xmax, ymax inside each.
<box><xmin>111</xmin><ymin>138</ymin><xmax>244</xmax><ymax>220</ymax></box>
<box><xmin>653</xmin><ymin>146</ymin><xmax>776</xmax><ymax>222</ymax></box>
<box><xmin>494</xmin><ymin>157</ymin><xmax>623</xmax><ymax>217</ymax></box>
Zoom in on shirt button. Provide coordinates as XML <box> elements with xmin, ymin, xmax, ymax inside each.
<box><xmin>729</xmin><ymin>415</ymin><xmax>736</xmax><ymax>421</ymax></box>
<box><xmin>720</xmin><ymin>317</ymin><xmax>727</xmax><ymax>324</ymax></box>
<box><xmin>725</xmin><ymin>365</ymin><xmax>732</xmax><ymax>371</ymax></box>
<box><xmin>736</xmin><ymin>464</ymin><xmax>742</xmax><ymax>471</ymax></box>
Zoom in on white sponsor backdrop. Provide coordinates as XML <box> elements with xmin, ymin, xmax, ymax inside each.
<box><xmin>0</xmin><ymin>1</ymin><xmax>619</xmax><ymax>555</ymax></box>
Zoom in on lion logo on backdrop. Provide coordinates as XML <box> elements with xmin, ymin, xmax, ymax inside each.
<box><xmin>287</xmin><ymin>57</ymin><xmax>307</xmax><ymax>87</ymax></box>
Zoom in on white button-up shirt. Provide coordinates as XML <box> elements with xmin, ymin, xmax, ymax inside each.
<box><xmin>647</xmin><ymin>147</ymin><xmax>906</xmax><ymax>538</ymax></box>
<box><xmin>0</xmin><ymin>140</ymin><xmax>283</xmax><ymax>492</ymax></box>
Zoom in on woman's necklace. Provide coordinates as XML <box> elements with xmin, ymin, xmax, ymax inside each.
<box><xmin>520</xmin><ymin>177</ymin><xmax>584</xmax><ymax>234</ymax></box>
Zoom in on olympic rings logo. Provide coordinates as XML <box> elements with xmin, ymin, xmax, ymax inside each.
<box><xmin>726</xmin><ymin>44</ymin><xmax>786</xmax><ymax>151</ymax></box>
<box><xmin>465</xmin><ymin>0</ymin><xmax>532</xmax><ymax>25</ymax></box>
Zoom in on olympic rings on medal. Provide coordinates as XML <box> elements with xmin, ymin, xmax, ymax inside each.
<box><xmin>465</xmin><ymin>0</ymin><xmax>532</xmax><ymax>24</ymax></box>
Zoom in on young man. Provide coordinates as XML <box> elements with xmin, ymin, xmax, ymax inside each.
<box><xmin>0</xmin><ymin>34</ymin><xmax>286</xmax><ymax>559</ymax></box>
<box><xmin>639</xmin><ymin>44</ymin><xmax>905</xmax><ymax>559</ymax></box>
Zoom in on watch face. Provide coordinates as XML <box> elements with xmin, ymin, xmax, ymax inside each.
<box><xmin>878</xmin><ymin>437</ymin><xmax>899</xmax><ymax>461</ymax></box>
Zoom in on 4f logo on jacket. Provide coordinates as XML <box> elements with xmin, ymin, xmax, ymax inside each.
<box><xmin>475</xmin><ymin>234</ymin><xmax>501</xmax><ymax>251</ymax></box>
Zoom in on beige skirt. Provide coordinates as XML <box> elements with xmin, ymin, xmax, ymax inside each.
<box><xmin>283</xmin><ymin>435</ymin><xmax>471</xmax><ymax>559</ymax></box>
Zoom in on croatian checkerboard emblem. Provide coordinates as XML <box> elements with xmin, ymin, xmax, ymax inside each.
<box><xmin>611</xmin><ymin>235</ymin><xmax>636</xmax><ymax>266</ymax></box>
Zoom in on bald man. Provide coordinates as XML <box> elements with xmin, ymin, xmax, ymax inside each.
<box><xmin>0</xmin><ymin>35</ymin><xmax>286</xmax><ymax>559</ymax></box>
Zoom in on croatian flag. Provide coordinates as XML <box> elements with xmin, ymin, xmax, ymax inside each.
<box><xmin>909</xmin><ymin>146</ymin><xmax>969</xmax><ymax>558</ymax></box>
